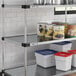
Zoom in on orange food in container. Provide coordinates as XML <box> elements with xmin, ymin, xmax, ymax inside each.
<box><xmin>67</xmin><ymin>25</ymin><xmax>76</xmax><ymax>38</ymax></box>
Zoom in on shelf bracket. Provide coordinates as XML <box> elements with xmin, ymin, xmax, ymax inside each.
<box><xmin>21</xmin><ymin>5</ymin><xmax>30</xmax><ymax>9</ymax></box>
<box><xmin>1</xmin><ymin>37</ymin><xmax>5</xmax><ymax>41</ymax></box>
<box><xmin>22</xmin><ymin>43</ymin><xmax>30</xmax><ymax>47</ymax></box>
<box><xmin>2</xmin><ymin>4</ymin><xmax>5</xmax><ymax>8</ymax></box>
<box><xmin>1</xmin><ymin>70</ymin><xmax>11</xmax><ymax>76</ymax></box>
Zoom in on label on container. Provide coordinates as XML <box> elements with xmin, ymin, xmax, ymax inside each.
<box><xmin>53</xmin><ymin>25</ymin><xmax>64</xmax><ymax>39</ymax></box>
<box><xmin>68</xmin><ymin>25</ymin><xmax>76</xmax><ymax>38</ymax></box>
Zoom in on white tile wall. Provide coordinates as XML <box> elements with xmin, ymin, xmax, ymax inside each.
<box><xmin>54</xmin><ymin>15</ymin><xmax>66</xmax><ymax>23</ymax></box>
<box><xmin>4</xmin><ymin>40</ymin><xmax>24</xmax><ymax>69</ymax></box>
<box><xmin>26</xmin><ymin>7</ymin><xmax>54</xmax><ymax>34</ymax></box>
<box><xmin>0</xmin><ymin>7</ymin><xmax>25</xmax><ymax>69</ymax></box>
<box><xmin>4</xmin><ymin>8</ymin><xmax>25</xmax><ymax>36</ymax></box>
<box><xmin>4</xmin><ymin>0</ymin><xmax>26</xmax><ymax>5</ymax></box>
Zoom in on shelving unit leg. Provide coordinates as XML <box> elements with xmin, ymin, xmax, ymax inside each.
<box><xmin>1</xmin><ymin>3</ymin><xmax>11</xmax><ymax>76</ymax></box>
<box><xmin>1</xmin><ymin>40</ymin><xmax>11</xmax><ymax>76</ymax></box>
<box><xmin>24</xmin><ymin>48</ymin><xmax>28</xmax><ymax>76</ymax></box>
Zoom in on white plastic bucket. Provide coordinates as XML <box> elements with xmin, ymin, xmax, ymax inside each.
<box><xmin>55</xmin><ymin>52</ymin><xmax>72</xmax><ymax>71</ymax></box>
<box><xmin>50</xmin><ymin>41</ymin><xmax>72</xmax><ymax>52</ymax></box>
<box><xmin>68</xmin><ymin>50</ymin><xmax>76</xmax><ymax>67</ymax></box>
<box><xmin>35</xmin><ymin>49</ymin><xmax>57</xmax><ymax>68</ymax></box>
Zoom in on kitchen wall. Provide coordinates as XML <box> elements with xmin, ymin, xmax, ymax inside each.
<box><xmin>0</xmin><ymin>0</ymin><xmax>26</xmax><ymax>69</ymax></box>
<box><xmin>4</xmin><ymin>0</ymin><xmax>26</xmax><ymax>5</ymax></box>
<box><xmin>4</xmin><ymin>7</ymin><xmax>25</xmax><ymax>36</ymax></box>
<box><xmin>26</xmin><ymin>7</ymin><xmax>54</xmax><ymax>34</ymax></box>
<box><xmin>4</xmin><ymin>40</ymin><xmax>24</xmax><ymax>69</ymax></box>
<box><xmin>3</xmin><ymin>7</ymin><xmax>25</xmax><ymax>69</ymax></box>
<box><xmin>4</xmin><ymin>0</ymin><xmax>35</xmax><ymax>5</ymax></box>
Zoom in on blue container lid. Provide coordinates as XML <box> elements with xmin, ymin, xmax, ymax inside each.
<box><xmin>35</xmin><ymin>49</ymin><xmax>57</xmax><ymax>55</ymax></box>
<box><xmin>53</xmin><ymin>41</ymin><xmax>72</xmax><ymax>45</ymax></box>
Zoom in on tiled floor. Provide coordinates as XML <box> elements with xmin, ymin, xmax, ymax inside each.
<box><xmin>5</xmin><ymin>65</ymin><xmax>76</xmax><ymax>76</ymax></box>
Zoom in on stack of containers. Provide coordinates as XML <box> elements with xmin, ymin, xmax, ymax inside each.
<box><xmin>37</xmin><ymin>22</ymin><xmax>65</xmax><ymax>42</ymax></box>
<box><xmin>35</xmin><ymin>41</ymin><xmax>72</xmax><ymax>70</ymax></box>
<box><xmin>35</xmin><ymin>49</ymin><xmax>57</xmax><ymax>68</ymax></box>
<box><xmin>55</xmin><ymin>52</ymin><xmax>73</xmax><ymax>71</ymax></box>
<box><xmin>68</xmin><ymin>50</ymin><xmax>76</xmax><ymax>67</ymax></box>
<box><xmin>50</xmin><ymin>41</ymin><xmax>72</xmax><ymax>52</ymax></box>
<box><xmin>37</xmin><ymin>22</ymin><xmax>76</xmax><ymax>42</ymax></box>
<box><xmin>49</xmin><ymin>41</ymin><xmax>73</xmax><ymax>71</ymax></box>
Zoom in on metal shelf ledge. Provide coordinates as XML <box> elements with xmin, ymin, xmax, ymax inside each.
<box><xmin>2</xmin><ymin>34</ymin><xmax>76</xmax><ymax>47</ymax></box>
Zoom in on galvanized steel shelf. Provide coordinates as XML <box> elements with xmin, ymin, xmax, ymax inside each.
<box><xmin>3</xmin><ymin>34</ymin><xmax>76</xmax><ymax>47</ymax></box>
